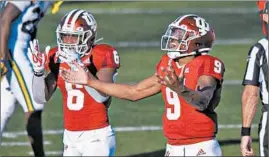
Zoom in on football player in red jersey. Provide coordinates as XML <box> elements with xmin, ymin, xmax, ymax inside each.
<box><xmin>61</xmin><ymin>14</ymin><xmax>225</xmax><ymax>156</ymax></box>
<box><xmin>28</xmin><ymin>9</ymin><xmax>120</xmax><ymax>156</ymax></box>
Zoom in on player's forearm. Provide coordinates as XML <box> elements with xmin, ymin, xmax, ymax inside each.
<box><xmin>44</xmin><ymin>73</ymin><xmax>57</xmax><ymax>101</ymax></box>
<box><xmin>174</xmin><ymin>76</ymin><xmax>217</xmax><ymax>111</ymax></box>
<box><xmin>88</xmin><ymin>80</ymin><xmax>137</xmax><ymax>101</ymax></box>
<box><xmin>0</xmin><ymin>3</ymin><xmax>21</xmax><ymax>60</ymax></box>
<box><xmin>32</xmin><ymin>73</ymin><xmax>57</xmax><ymax>103</ymax></box>
<box><xmin>0</xmin><ymin>20</ymin><xmax>11</xmax><ymax>59</ymax></box>
<box><xmin>87</xmin><ymin>69</ymin><xmax>108</xmax><ymax>97</ymax></box>
<box><xmin>88</xmin><ymin>70</ymin><xmax>98</xmax><ymax>80</ymax></box>
<box><xmin>32</xmin><ymin>75</ymin><xmax>48</xmax><ymax>104</ymax></box>
<box><xmin>177</xmin><ymin>86</ymin><xmax>215</xmax><ymax>111</ymax></box>
<box><xmin>241</xmin><ymin>88</ymin><xmax>259</xmax><ymax>127</ymax></box>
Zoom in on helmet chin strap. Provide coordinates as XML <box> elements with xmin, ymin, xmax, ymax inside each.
<box><xmin>82</xmin><ymin>40</ymin><xmax>100</xmax><ymax>57</ymax></box>
<box><xmin>167</xmin><ymin>51</ymin><xmax>197</xmax><ymax>59</ymax></box>
<box><xmin>83</xmin><ymin>46</ymin><xmax>92</xmax><ymax>56</ymax></box>
<box><xmin>80</xmin><ymin>36</ymin><xmax>102</xmax><ymax>56</ymax></box>
<box><xmin>94</xmin><ymin>37</ymin><xmax>104</xmax><ymax>44</ymax></box>
<box><xmin>167</xmin><ymin>49</ymin><xmax>210</xmax><ymax>59</ymax></box>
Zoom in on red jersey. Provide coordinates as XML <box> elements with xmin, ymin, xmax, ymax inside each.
<box><xmin>46</xmin><ymin>44</ymin><xmax>120</xmax><ymax>131</ymax></box>
<box><xmin>156</xmin><ymin>54</ymin><xmax>225</xmax><ymax>145</ymax></box>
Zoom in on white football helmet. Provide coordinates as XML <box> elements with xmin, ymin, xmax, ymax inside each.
<box><xmin>56</xmin><ymin>9</ymin><xmax>97</xmax><ymax>57</ymax></box>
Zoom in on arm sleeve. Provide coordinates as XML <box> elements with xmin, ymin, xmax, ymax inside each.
<box><xmin>32</xmin><ymin>75</ymin><xmax>47</xmax><ymax>104</ymax></box>
<box><xmin>242</xmin><ymin>45</ymin><xmax>262</xmax><ymax>86</ymax></box>
<box><xmin>8</xmin><ymin>1</ymin><xmax>31</xmax><ymax>12</ymax></box>
<box><xmin>84</xmin><ymin>86</ymin><xmax>110</xmax><ymax>103</ymax></box>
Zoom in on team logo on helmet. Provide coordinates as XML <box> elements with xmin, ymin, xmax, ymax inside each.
<box><xmin>161</xmin><ymin>14</ymin><xmax>215</xmax><ymax>59</ymax></box>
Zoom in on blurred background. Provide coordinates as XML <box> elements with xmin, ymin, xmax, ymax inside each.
<box><xmin>0</xmin><ymin>1</ymin><xmax>264</xmax><ymax>156</ymax></box>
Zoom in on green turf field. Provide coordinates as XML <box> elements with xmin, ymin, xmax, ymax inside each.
<box><xmin>0</xmin><ymin>1</ymin><xmax>265</xmax><ymax>156</ymax></box>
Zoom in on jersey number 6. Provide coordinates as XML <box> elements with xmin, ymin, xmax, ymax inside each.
<box><xmin>65</xmin><ymin>82</ymin><xmax>84</xmax><ymax>111</ymax></box>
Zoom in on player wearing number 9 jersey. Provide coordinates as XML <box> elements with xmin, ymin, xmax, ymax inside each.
<box><xmin>0</xmin><ymin>1</ymin><xmax>62</xmax><ymax>156</ymax></box>
<box><xmin>156</xmin><ymin>54</ymin><xmax>224</xmax><ymax>146</ymax></box>
<box><xmin>60</xmin><ymin>14</ymin><xmax>225</xmax><ymax>156</ymax></box>
<box><xmin>29</xmin><ymin>9</ymin><xmax>120</xmax><ymax>156</ymax></box>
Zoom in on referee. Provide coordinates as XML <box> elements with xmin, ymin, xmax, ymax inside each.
<box><xmin>240</xmin><ymin>1</ymin><xmax>268</xmax><ymax>157</ymax></box>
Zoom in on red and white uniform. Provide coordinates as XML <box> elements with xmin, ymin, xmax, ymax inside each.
<box><xmin>156</xmin><ymin>54</ymin><xmax>224</xmax><ymax>156</ymax></box>
<box><xmin>47</xmin><ymin>44</ymin><xmax>120</xmax><ymax>156</ymax></box>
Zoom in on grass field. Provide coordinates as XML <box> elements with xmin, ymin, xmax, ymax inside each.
<box><xmin>0</xmin><ymin>1</ymin><xmax>265</xmax><ymax>156</ymax></box>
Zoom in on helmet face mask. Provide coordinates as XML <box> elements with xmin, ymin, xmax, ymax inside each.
<box><xmin>56</xmin><ymin>9</ymin><xmax>97</xmax><ymax>58</ymax></box>
<box><xmin>161</xmin><ymin>14</ymin><xmax>215</xmax><ymax>59</ymax></box>
<box><xmin>161</xmin><ymin>24</ymin><xmax>197</xmax><ymax>53</ymax></box>
<box><xmin>56</xmin><ymin>27</ymin><xmax>93</xmax><ymax>56</ymax></box>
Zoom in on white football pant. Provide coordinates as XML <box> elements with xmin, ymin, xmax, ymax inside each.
<box><xmin>165</xmin><ymin>139</ymin><xmax>222</xmax><ymax>156</ymax></box>
<box><xmin>63</xmin><ymin>125</ymin><xmax>116</xmax><ymax>156</ymax></box>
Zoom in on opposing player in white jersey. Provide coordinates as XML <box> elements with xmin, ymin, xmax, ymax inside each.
<box><xmin>0</xmin><ymin>1</ymin><xmax>62</xmax><ymax>156</ymax></box>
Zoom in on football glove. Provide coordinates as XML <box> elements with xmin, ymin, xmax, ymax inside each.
<box><xmin>57</xmin><ymin>48</ymin><xmax>83</xmax><ymax>71</ymax></box>
<box><xmin>27</xmin><ymin>39</ymin><xmax>50</xmax><ymax>77</ymax></box>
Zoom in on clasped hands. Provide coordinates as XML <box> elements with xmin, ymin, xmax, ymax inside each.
<box><xmin>155</xmin><ymin>62</ymin><xmax>185</xmax><ymax>93</ymax></box>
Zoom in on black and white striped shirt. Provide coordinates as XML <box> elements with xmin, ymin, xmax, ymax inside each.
<box><xmin>242</xmin><ymin>37</ymin><xmax>268</xmax><ymax>111</ymax></box>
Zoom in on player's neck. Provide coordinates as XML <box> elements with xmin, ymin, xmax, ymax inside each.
<box><xmin>176</xmin><ymin>56</ymin><xmax>194</xmax><ymax>66</ymax></box>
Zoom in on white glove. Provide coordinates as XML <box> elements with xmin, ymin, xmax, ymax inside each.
<box><xmin>27</xmin><ymin>39</ymin><xmax>50</xmax><ymax>76</ymax></box>
<box><xmin>57</xmin><ymin>48</ymin><xmax>83</xmax><ymax>71</ymax></box>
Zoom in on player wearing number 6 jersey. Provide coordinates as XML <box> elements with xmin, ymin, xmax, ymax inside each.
<box><xmin>28</xmin><ymin>9</ymin><xmax>119</xmax><ymax>156</ymax></box>
<box><xmin>61</xmin><ymin>14</ymin><xmax>225</xmax><ymax>156</ymax></box>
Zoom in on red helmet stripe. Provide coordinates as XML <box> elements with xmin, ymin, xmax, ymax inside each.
<box><xmin>70</xmin><ymin>10</ymin><xmax>86</xmax><ymax>29</ymax></box>
<box><xmin>63</xmin><ymin>9</ymin><xmax>79</xmax><ymax>27</ymax></box>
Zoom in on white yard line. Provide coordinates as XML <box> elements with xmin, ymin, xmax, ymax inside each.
<box><xmin>2</xmin><ymin>124</ymin><xmax>257</xmax><ymax>139</ymax></box>
<box><xmin>29</xmin><ymin>151</ymin><xmax>62</xmax><ymax>155</ymax></box>
<box><xmin>1</xmin><ymin>140</ymin><xmax>51</xmax><ymax>146</ymax></box>
<box><xmin>56</xmin><ymin>8</ymin><xmax>257</xmax><ymax>15</ymax></box>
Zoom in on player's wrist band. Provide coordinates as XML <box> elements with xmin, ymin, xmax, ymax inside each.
<box><xmin>34</xmin><ymin>71</ymin><xmax>44</xmax><ymax>77</ymax></box>
<box><xmin>241</xmin><ymin>127</ymin><xmax>251</xmax><ymax>136</ymax></box>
